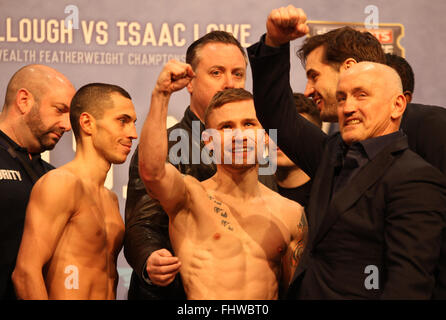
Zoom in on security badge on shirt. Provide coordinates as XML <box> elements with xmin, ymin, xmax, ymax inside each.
<box><xmin>0</xmin><ymin>169</ymin><xmax>23</xmax><ymax>181</ymax></box>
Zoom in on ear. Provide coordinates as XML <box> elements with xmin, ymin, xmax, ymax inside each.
<box><xmin>79</xmin><ymin>112</ymin><xmax>95</xmax><ymax>136</ymax></box>
<box><xmin>340</xmin><ymin>58</ymin><xmax>357</xmax><ymax>71</ymax></box>
<box><xmin>391</xmin><ymin>94</ymin><xmax>407</xmax><ymax>121</ymax></box>
<box><xmin>403</xmin><ymin>91</ymin><xmax>413</xmax><ymax>104</ymax></box>
<box><xmin>186</xmin><ymin>78</ymin><xmax>194</xmax><ymax>94</ymax></box>
<box><xmin>15</xmin><ymin>88</ymin><xmax>34</xmax><ymax>114</ymax></box>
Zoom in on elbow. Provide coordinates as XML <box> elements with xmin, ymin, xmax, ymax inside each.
<box><xmin>138</xmin><ymin>157</ymin><xmax>166</xmax><ymax>184</ymax></box>
<box><xmin>11</xmin><ymin>266</ymin><xmax>27</xmax><ymax>298</ymax></box>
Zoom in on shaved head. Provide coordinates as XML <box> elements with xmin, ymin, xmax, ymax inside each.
<box><xmin>336</xmin><ymin>62</ymin><xmax>407</xmax><ymax>145</ymax></box>
<box><xmin>340</xmin><ymin>62</ymin><xmax>403</xmax><ymax>97</ymax></box>
<box><xmin>3</xmin><ymin>64</ymin><xmax>74</xmax><ymax>109</ymax></box>
<box><xmin>0</xmin><ymin>64</ymin><xmax>75</xmax><ymax>152</ymax></box>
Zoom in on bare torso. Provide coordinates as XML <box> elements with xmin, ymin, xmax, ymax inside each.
<box><xmin>44</xmin><ymin>168</ymin><xmax>124</xmax><ymax>300</ymax></box>
<box><xmin>169</xmin><ymin>176</ymin><xmax>302</xmax><ymax>300</ymax></box>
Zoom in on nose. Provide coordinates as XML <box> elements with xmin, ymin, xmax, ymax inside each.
<box><xmin>304</xmin><ymin>81</ymin><xmax>315</xmax><ymax>97</ymax></box>
<box><xmin>341</xmin><ymin>96</ymin><xmax>356</xmax><ymax>115</ymax></box>
<box><xmin>129</xmin><ymin>123</ymin><xmax>138</xmax><ymax>140</ymax></box>
<box><xmin>61</xmin><ymin>112</ymin><xmax>71</xmax><ymax>132</ymax></box>
<box><xmin>223</xmin><ymin>73</ymin><xmax>235</xmax><ymax>89</ymax></box>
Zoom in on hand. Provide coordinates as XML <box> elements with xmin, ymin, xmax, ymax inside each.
<box><xmin>146</xmin><ymin>248</ymin><xmax>181</xmax><ymax>286</ymax></box>
<box><xmin>265</xmin><ymin>5</ymin><xmax>309</xmax><ymax>47</ymax></box>
<box><xmin>154</xmin><ymin>60</ymin><xmax>195</xmax><ymax>96</ymax></box>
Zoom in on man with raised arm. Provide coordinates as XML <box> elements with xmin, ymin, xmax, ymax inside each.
<box><xmin>12</xmin><ymin>83</ymin><xmax>137</xmax><ymax>299</ymax></box>
<box><xmin>124</xmin><ymin>31</ymin><xmax>277</xmax><ymax>300</ymax></box>
<box><xmin>138</xmin><ymin>60</ymin><xmax>306</xmax><ymax>299</ymax></box>
<box><xmin>248</xmin><ymin>5</ymin><xmax>446</xmax><ymax>299</ymax></box>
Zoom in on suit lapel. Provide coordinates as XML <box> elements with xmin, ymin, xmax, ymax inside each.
<box><xmin>312</xmin><ymin>137</ymin><xmax>407</xmax><ymax>246</ymax></box>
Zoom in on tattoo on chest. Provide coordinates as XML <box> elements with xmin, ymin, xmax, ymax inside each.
<box><xmin>209</xmin><ymin>195</ymin><xmax>234</xmax><ymax>232</ymax></box>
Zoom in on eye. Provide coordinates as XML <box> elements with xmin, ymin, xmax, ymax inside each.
<box><xmin>118</xmin><ymin>118</ymin><xmax>127</xmax><ymax>125</ymax></box>
<box><xmin>336</xmin><ymin>95</ymin><xmax>346</xmax><ymax>103</ymax></box>
<box><xmin>356</xmin><ymin>91</ymin><xmax>368</xmax><ymax>99</ymax></box>
<box><xmin>308</xmin><ymin>72</ymin><xmax>318</xmax><ymax>82</ymax></box>
<box><xmin>233</xmin><ymin>70</ymin><xmax>245</xmax><ymax>79</ymax></box>
<box><xmin>210</xmin><ymin>69</ymin><xmax>222</xmax><ymax>77</ymax></box>
<box><xmin>54</xmin><ymin>105</ymin><xmax>67</xmax><ymax>113</ymax></box>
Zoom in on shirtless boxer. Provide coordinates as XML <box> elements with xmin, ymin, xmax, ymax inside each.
<box><xmin>138</xmin><ymin>60</ymin><xmax>306</xmax><ymax>299</ymax></box>
<box><xmin>12</xmin><ymin>83</ymin><xmax>137</xmax><ymax>299</ymax></box>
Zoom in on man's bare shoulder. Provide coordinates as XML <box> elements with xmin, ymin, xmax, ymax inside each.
<box><xmin>259</xmin><ymin>183</ymin><xmax>304</xmax><ymax>215</ymax></box>
<box><xmin>184</xmin><ymin>174</ymin><xmax>208</xmax><ymax>192</ymax></box>
<box><xmin>259</xmin><ymin>184</ymin><xmax>306</xmax><ymax>244</ymax></box>
<box><xmin>36</xmin><ymin>166</ymin><xmax>83</xmax><ymax>195</ymax></box>
<box><xmin>103</xmin><ymin>186</ymin><xmax>119</xmax><ymax>206</ymax></box>
<box><xmin>27</xmin><ymin>167</ymin><xmax>85</xmax><ymax>219</ymax></box>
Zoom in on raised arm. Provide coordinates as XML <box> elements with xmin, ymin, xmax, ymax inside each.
<box><xmin>12</xmin><ymin>170</ymin><xmax>80</xmax><ymax>299</ymax></box>
<box><xmin>138</xmin><ymin>60</ymin><xmax>195</xmax><ymax>216</ymax></box>
<box><xmin>265</xmin><ymin>5</ymin><xmax>309</xmax><ymax>47</ymax></box>
<box><xmin>248</xmin><ymin>6</ymin><xmax>326</xmax><ymax>179</ymax></box>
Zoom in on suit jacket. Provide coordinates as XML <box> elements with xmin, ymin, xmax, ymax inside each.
<box><xmin>401</xmin><ymin>102</ymin><xmax>446</xmax><ymax>175</ymax></box>
<box><xmin>248</xmin><ymin>36</ymin><xmax>446</xmax><ymax>299</ymax></box>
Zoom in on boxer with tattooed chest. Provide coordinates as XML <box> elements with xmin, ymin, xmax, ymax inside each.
<box><xmin>138</xmin><ymin>60</ymin><xmax>307</xmax><ymax>299</ymax></box>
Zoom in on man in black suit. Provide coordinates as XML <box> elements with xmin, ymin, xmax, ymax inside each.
<box><xmin>248</xmin><ymin>5</ymin><xmax>446</xmax><ymax>299</ymax></box>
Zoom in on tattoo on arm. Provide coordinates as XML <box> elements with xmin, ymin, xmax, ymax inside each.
<box><xmin>292</xmin><ymin>213</ymin><xmax>308</xmax><ymax>267</ymax></box>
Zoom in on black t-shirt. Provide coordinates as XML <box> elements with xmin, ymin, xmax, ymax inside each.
<box><xmin>0</xmin><ymin>130</ymin><xmax>53</xmax><ymax>299</ymax></box>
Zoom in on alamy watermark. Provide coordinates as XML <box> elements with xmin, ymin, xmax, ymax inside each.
<box><xmin>364</xmin><ymin>265</ymin><xmax>379</xmax><ymax>290</ymax></box>
<box><xmin>364</xmin><ymin>5</ymin><xmax>379</xmax><ymax>30</ymax></box>
<box><xmin>168</xmin><ymin>121</ymin><xmax>277</xmax><ymax>176</ymax></box>
<box><xmin>64</xmin><ymin>5</ymin><xmax>79</xmax><ymax>30</ymax></box>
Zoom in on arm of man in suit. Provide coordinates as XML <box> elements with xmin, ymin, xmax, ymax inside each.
<box><xmin>247</xmin><ymin>5</ymin><xmax>326</xmax><ymax>179</ymax></box>
<box><xmin>382</xmin><ymin>164</ymin><xmax>446</xmax><ymax>299</ymax></box>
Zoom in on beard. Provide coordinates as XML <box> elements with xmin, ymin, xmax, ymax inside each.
<box><xmin>25</xmin><ymin>103</ymin><xmax>64</xmax><ymax>152</ymax></box>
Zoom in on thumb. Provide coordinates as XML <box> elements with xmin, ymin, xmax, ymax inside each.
<box><xmin>157</xmin><ymin>248</ymin><xmax>173</xmax><ymax>257</ymax></box>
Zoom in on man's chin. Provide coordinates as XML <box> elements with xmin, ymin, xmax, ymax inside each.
<box><xmin>320</xmin><ymin>111</ymin><xmax>339</xmax><ymax>123</ymax></box>
<box><xmin>40</xmin><ymin>141</ymin><xmax>57</xmax><ymax>152</ymax></box>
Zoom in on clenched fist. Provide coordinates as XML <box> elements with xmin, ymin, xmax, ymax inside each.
<box><xmin>266</xmin><ymin>5</ymin><xmax>309</xmax><ymax>47</ymax></box>
<box><xmin>154</xmin><ymin>59</ymin><xmax>195</xmax><ymax>96</ymax></box>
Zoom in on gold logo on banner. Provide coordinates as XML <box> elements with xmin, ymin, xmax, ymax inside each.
<box><xmin>306</xmin><ymin>21</ymin><xmax>405</xmax><ymax>57</ymax></box>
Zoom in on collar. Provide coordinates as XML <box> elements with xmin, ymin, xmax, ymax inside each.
<box><xmin>331</xmin><ymin>130</ymin><xmax>405</xmax><ymax>167</ymax></box>
<box><xmin>0</xmin><ymin>129</ymin><xmax>42</xmax><ymax>159</ymax></box>
<box><xmin>359</xmin><ymin>130</ymin><xmax>405</xmax><ymax>160</ymax></box>
<box><xmin>181</xmin><ymin>106</ymin><xmax>205</xmax><ymax>133</ymax></box>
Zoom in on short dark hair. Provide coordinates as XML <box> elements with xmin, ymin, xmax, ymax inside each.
<box><xmin>385</xmin><ymin>53</ymin><xmax>415</xmax><ymax>95</ymax></box>
<box><xmin>70</xmin><ymin>83</ymin><xmax>131</xmax><ymax>141</ymax></box>
<box><xmin>293</xmin><ymin>93</ymin><xmax>322</xmax><ymax>128</ymax></box>
<box><xmin>186</xmin><ymin>31</ymin><xmax>247</xmax><ymax>70</ymax></box>
<box><xmin>297</xmin><ymin>26</ymin><xmax>386</xmax><ymax>69</ymax></box>
<box><xmin>204</xmin><ymin>88</ymin><xmax>253</xmax><ymax>128</ymax></box>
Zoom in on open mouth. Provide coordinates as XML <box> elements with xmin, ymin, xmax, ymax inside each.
<box><xmin>345</xmin><ymin>119</ymin><xmax>361</xmax><ymax>126</ymax></box>
<box><xmin>312</xmin><ymin>95</ymin><xmax>323</xmax><ymax>110</ymax></box>
<box><xmin>231</xmin><ymin>146</ymin><xmax>254</xmax><ymax>153</ymax></box>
